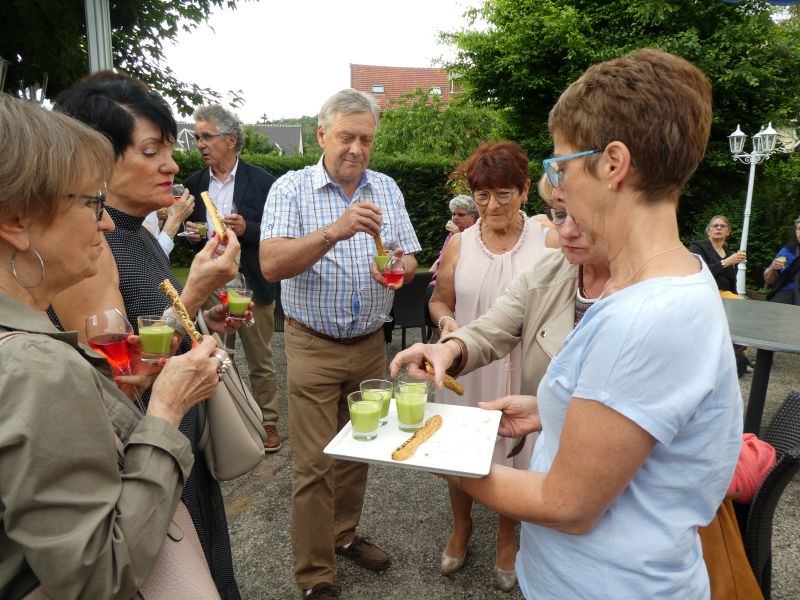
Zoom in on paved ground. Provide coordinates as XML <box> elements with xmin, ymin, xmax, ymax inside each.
<box><xmin>224</xmin><ymin>325</ymin><xmax>800</xmax><ymax>600</ymax></box>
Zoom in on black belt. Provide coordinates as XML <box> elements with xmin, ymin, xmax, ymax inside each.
<box><xmin>286</xmin><ymin>318</ymin><xmax>378</xmax><ymax>345</ymax></box>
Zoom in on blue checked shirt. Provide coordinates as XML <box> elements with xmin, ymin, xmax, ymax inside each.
<box><xmin>261</xmin><ymin>158</ymin><xmax>421</xmax><ymax>338</ymax></box>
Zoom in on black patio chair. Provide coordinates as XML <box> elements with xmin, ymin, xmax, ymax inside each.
<box><xmin>739</xmin><ymin>390</ymin><xmax>800</xmax><ymax>599</ymax></box>
<box><xmin>391</xmin><ymin>271</ymin><xmax>434</xmax><ymax>349</ymax></box>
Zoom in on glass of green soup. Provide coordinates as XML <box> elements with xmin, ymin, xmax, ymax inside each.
<box><xmin>137</xmin><ymin>315</ymin><xmax>177</xmax><ymax>363</ymax></box>
<box><xmin>360</xmin><ymin>379</ymin><xmax>393</xmax><ymax>425</ymax></box>
<box><xmin>347</xmin><ymin>391</ymin><xmax>381</xmax><ymax>441</ymax></box>
<box><xmin>395</xmin><ymin>374</ymin><xmax>430</xmax><ymax>432</ymax></box>
<box><xmin>225</xmin><ymin>287</ymin><xmax>253</xmax><ymax>321</ymax></box>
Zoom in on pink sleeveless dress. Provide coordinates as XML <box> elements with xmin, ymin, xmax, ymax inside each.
<box><xmin>439</xmin><ymin>212</ymin><xmax>548</xmax><ymax>468</ymax></box>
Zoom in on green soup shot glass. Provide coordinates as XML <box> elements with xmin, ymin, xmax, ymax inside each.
<box><xmin>347</xmin><ymin>391</ymin><xmax>381</xmax><ymax>441</ymax></box>
<box><xmin>360</xmin><ymin>379</ymin><xmax>393</xmax><ymax>425</ymax></box>
<box><xmin>137</xmin><ymin>315</ymin><xmax>177</xmax><ymax>363</ymax></box>
<box><xmin>395</xmin><ymin>375</ymin><xmax>430</xmax><ymax>432</ymax></box>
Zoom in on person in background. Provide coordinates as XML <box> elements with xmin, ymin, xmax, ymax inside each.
<box><xmin>142</xmin><ymin>192</ymin><xmax>195</xmax><ymax>255</ymax></box>
<box><xmin>0</xmin><ymin>93</ymin><xmax>223</xmax><ymax>599</ymax></box>
<box><xmin>425</xmin><ymin>195</ymin><xmax>478</xmax><ymax>331</ymax></box>
<box><xmin>51</xmin><ymin>73</ymin><xmax>243</xmax><ymax>599</ymax></box>
<box><xmin>399</xmin><ymin>49</ymin><xmax>742</xmax><ymax>599</ymax></box>
<box><xmin>764</xmin><ymin>215</ymin><xmax>800</xmax><ymax>305</ymax></box>
<box><xmin>426</xmin><ymin>141</ymin><xmax>551</xmax><ymax>591</ymax></box>
<box><xmin>260</xmin><ymin>88</ymin><xmax>421</xmax><ymax>600</ymax></box>
<box><xmin>688</xmin><ymin>215</ymin><xmax>750</xmax><ymax>376</ymax></box>
<box><xmin>183</xmin><ymin>104</ymin><xmax>282</xmax><ymax>453</ymax></box>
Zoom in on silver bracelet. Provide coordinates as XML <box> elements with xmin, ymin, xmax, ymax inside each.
<box><xmin>438</xmin><ymin>315</ymin><xmax>456</xmax><ymax>330</ymax></box>
<box><xmin>322</xmin><ymin>225</ymin><xmax>334</xmax><ymax>248</ymax></box>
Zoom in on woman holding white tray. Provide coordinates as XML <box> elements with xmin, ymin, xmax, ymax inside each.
<box><xmin>392</xmin><ymin>49</ymin><xmax>742</xmax><ymax>599</ymax></box>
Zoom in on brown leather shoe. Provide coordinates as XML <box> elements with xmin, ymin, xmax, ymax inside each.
<box><xmin>335</xmin><ymin>535</ymin><xmax>391</xmax><ymax>572</ymax></box>
<box><xmin>264</xmin><ymin>425</ymin><xmax>282</xmax><ymax>453</ymax></box>
<box><xmin>304</xmin><ymin>582</ymin><xmax>339</xmax><ymax>599</ymax></box>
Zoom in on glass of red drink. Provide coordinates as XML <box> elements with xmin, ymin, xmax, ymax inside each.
<box><xmin>86</xmin><ymin>308</ymin><xmax>145</xmax><ymax>412</ymax></box>
<box><xmin>377</xmin><ymin>254</ymin><xmax>406</xmax><ymax>322</ymax></box>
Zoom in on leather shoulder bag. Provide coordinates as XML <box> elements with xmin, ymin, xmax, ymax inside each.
<box><xmin>196</xmin><ymin>310</ymin><xmax>266</xmax><ymax>480</ymax></box>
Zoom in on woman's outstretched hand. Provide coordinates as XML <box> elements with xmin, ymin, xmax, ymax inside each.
<box><xmin>479</xmin><ymin>395</ymin><xmax>542</xmax><ymax>438</ymax></box>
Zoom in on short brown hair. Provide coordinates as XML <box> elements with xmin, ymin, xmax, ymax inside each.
<box><xmin>465</xmin><ymin>141</ymin><xmax>530</xmax><ymax>193</ymax></box>
<box><xmin>0</xmin><ymin>94</ymin><xmax>114</xmax><ymax>225</ymax></box>
<box><xmin>548</xmin><ymin>48</ymin><xmax>712</xmax><ymax>201</ymax></box>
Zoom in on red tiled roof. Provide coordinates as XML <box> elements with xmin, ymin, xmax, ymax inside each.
<box><xmin>350</xmin><ymin>64</ymin><xmax>458</xmax><ymax>110</ymax></box>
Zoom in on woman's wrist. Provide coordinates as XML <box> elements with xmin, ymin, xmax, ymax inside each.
<box><xmin>438</xmin><ymin>315</ymin><xmax>456</xmax><ymax>330</ymax></box>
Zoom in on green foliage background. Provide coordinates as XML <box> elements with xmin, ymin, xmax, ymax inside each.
<box><xmin>442</xmin><ymin>0</ymin><xmax>800</xmax><ymax>289</ymax></box>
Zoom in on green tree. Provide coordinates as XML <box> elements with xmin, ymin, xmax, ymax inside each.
<box><xmin>443</xmin><ymin>0</ymin><xmax>800</xmax><ymax>288</ymax></box>
<box><xmin>242</xmin><ymin>127</ymin><xmax>278</xmax><ymax>155</ymax></box>
<box><xmin>1</xmin><ymin>0</ymin><xmax>244</xmax><ymax>114</ymax></box>
<box><xmin>374</xmin><ymin>88</ymin><xmax>505</xmax><ymax>159</ymax></box>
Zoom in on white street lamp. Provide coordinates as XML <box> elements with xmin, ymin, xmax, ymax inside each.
<box><xmin>728</xmin><ymin>122</ymin><xmax>779</xmax><ymax>295</ymax></box>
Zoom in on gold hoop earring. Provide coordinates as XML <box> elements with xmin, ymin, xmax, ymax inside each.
<box><xmin>11</xmin><ymin>248</ymin><xmax>45</xmax><ymax>289</ymax></box>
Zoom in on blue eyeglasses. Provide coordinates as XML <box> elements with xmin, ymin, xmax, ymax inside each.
<box><xmin>542</xmin><ymin>150</ymin><xmax>601</xmax><ymax>188</ymax></box>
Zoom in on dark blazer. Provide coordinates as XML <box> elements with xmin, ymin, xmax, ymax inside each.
<box><xmin>184</xmin><ymin>159</ymin><xmax>277</xmax><ymax>304</ymax></box>
<box><xmin>688</xmin><ymin>238</ymin><xmax>736</xmax><ymax>293</ymax></box>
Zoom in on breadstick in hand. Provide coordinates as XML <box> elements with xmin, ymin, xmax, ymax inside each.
<box><xmin>424</xmin><ymin>362</ymin><xmax>464</xmax><ymax>396</ymax></box>
<box><xmin>158</xmin><ymin>279</ymin><xmax>202</xmax><ymax>344</ymax></box>
<box><xmin>392</xmin><ymin>415</ymin><xmax>443</xmax><ymax>461</ymax></box>
<box><xmin>373</xmin><ymin>234</ymin><xmax>386</xmax><ymax>256</ymax></box>
<box><xmin>201</xmin><ymin>191</ymin><xmax>227</xmax><ymax>243</ymax></box>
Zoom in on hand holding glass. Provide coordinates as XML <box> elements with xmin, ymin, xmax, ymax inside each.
<box><xmin>86</xmin><ymin>308</ymin><xmax>145</xmax><ymax>412</ymax></box>
<box><xmin>377</xmin><ymin>254</ymin><xmax>407</xmax><ymax>322</ymax></box>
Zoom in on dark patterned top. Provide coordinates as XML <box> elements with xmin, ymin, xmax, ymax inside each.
<box><xmin>574</xmin><ymin>266</ymin><xmax>597</xmax><ymax>326</ymax></box>
<box><xmin>49</xmin><ymin>206</ymin><xmax>240</xmax><ymax>599</ymax></box>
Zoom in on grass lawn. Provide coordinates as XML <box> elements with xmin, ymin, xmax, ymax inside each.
<box><xmin>172</xmin><ymin>267</ymin><xmax>189</xmax><ymax>286</ymax></box>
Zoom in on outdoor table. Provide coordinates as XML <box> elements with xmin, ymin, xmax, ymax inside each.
<box><xmin>722</xmin><ymin>298</ymin><xmax>800</xmax><ymax>434</ymax></box>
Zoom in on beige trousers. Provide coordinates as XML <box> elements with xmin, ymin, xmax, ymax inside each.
<box><xmin>284</xmin><ymin>323</ymin><xmax>385</xmax><ymax>589</ymax></box>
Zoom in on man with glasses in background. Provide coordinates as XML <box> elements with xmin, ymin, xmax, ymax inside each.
<box><xmin>184</xmin><ymin>104</ymin><xmax>283</xmax><ymax>453</ymax></box>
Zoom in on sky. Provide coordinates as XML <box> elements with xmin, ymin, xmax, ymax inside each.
<box><xmin>163</xmin><ymin>0</ymin><xmax>484</xmax><ymax>123</ymax></box>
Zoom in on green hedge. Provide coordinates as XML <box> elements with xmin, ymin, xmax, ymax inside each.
<box><xmin>172</xmin><ymin>150</ymin><xmax>796</xmax><ymax>290</ymax></box>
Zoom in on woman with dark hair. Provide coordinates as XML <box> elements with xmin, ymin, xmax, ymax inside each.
<box><xmin>400</xmin><ymin>50</ymin><xmax>742</xmax><ymax>599</ymax></box>
<box><xmin>50</xmin><ymin>73</ymin><xmax>244</xmax><ymax>598</ymax></box>
<box><xmin>427</xmin><ymin>141</ymin><xmax>552</xmax><ymax>590</ymax></box>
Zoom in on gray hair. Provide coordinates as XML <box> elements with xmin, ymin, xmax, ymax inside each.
<box><xmin>318</xmin><ymin>89</ymin><xmax>380</xmax><ymax>131</ymax></box>
<box><xmin>194</xmin><ymin>104</ymin><xmax>244</xmax><ymax>152</ymax></box>
<box><xmin>449</xmin><ymin>194</ymin><xmax>477</xmax><ymax>215</ymax></box>
<box><xmin>795</xmin><ymin>215</ymin><xmax>800</xmax><ymax>227</ymax></box>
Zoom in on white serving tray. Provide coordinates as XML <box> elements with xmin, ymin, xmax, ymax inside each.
<box><xmin>323</xmin><ymin>401</ymin><xmax>501</xmax><ymax>478</ymax></box>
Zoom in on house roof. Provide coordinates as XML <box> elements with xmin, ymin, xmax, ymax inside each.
<box><xmin>175</xmin><ymin>123</ymin><xmax>303</xmax><ymax>156</ymax></box>
<box><xmin>350</xmin><ymin>64</ymin><xmax>455</xmax><ymax>110</ymax></box>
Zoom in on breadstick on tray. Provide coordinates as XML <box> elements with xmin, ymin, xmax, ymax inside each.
<box><xmin>201</xmin><ymin>191</ymin><xmax>227</xmax><ymax>243</ymax></box>
<box><xmin>158</xmin><ymin>279</ymin><xmax>203</xmax><ymax>344</ymax></box>
<box><xmin>373</xmin><ymin>234</ymin><xmax>386</xmax><ymax>256</ymax></box>
<box><xmin>391</xmin><ymin>415</ymin><xmax>443</xmax><ymax>461</ymax></box>
<box><xmin>424</xmin><ymin>362</ymin><xmax>465</xmax><ymax>396</ymax></box>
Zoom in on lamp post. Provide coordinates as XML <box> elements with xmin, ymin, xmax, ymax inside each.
<box><xmin>728</xmin><ymin>122</ymin><xmax>778</xmax><ymax>295</ymax></box>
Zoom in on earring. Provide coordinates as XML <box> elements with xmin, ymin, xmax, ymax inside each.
<box><xmin>11</xmin><ymin>248</ymin><xmax>45</xmax><ymax>289</ymax></box>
